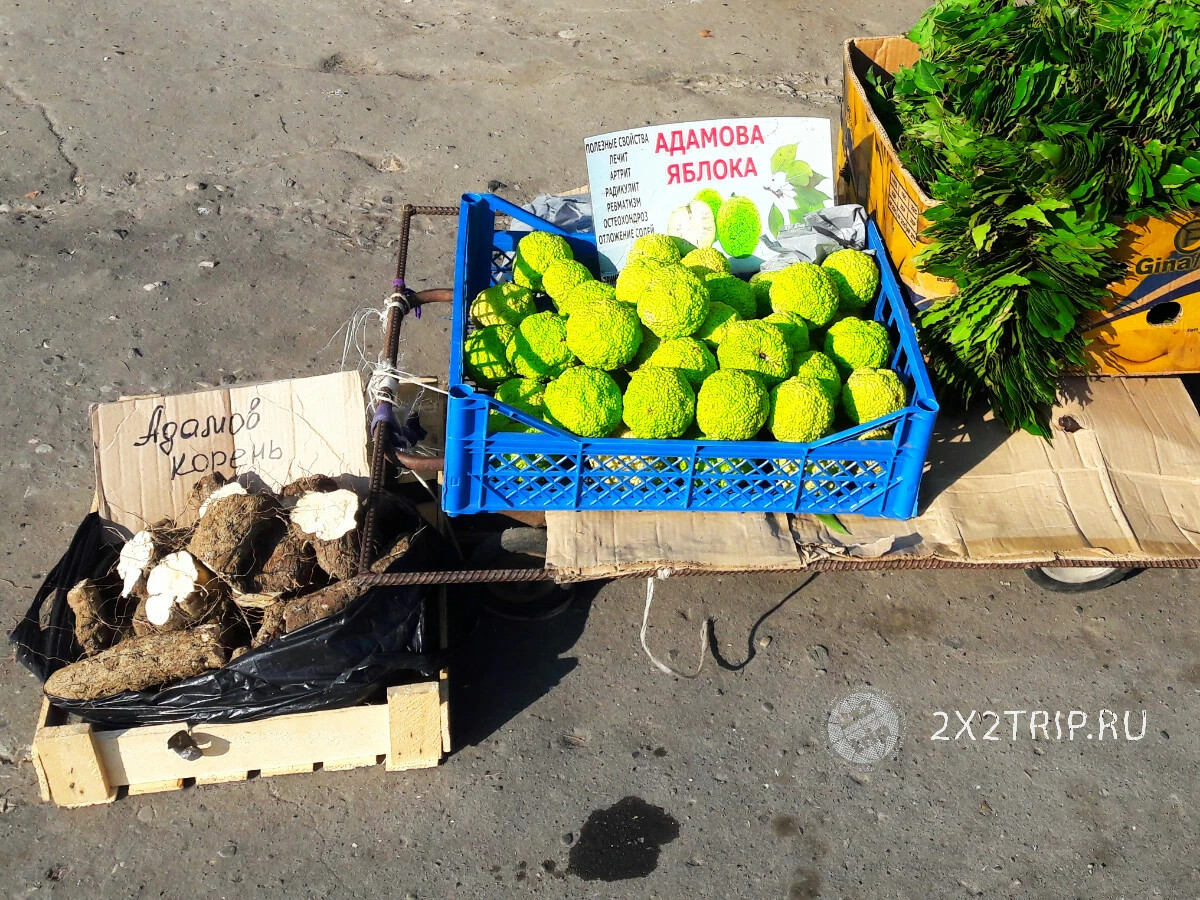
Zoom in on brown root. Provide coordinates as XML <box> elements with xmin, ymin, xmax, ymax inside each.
<box><xmin>132</xmin><ymin>593</ymin><xmax>185</xmax><ymax>635</ymax></box>
<box><xmin>180</xmin><ymin>472</ymin><xmax>229</xmax><ymax>523</ymax></box>
<box><xmin>187</xmin><ymin>492</ymin><xmax>278</xmax><ymax>577</ymax></box>
<box><xmin>66</xmin><ymin>579</ymin><xmax>117</xmax><ymax>656</ymax></box>
<box><xmin>232</xmin><ymin>591</ymin><xmax>282</xmax><ymax>610</ymax></box>
<box><xmin>135</xmin><ymin>554</ymin><xmax>231</xmax><ymax>636</ymax></box>
<box><xmin>370</xmin><ymin>532</ymin><xmax>414</xmax><ymax>574</ymax></box>
<box><xmin>252</xmin><ymin>601</ymin><xmax>286</xmax><ymax>648</ymax></box>
<box><xmin>210</xmin><ymin>594</ymin><xmax>251</xmax><ymax>649</ymax></box>
<box><xmin>44</xmin><ymin>625</ymin><xmax>228</xmax><ymax>701</ymax></box>
<box><xmin>313</xmin><ymin>531</ymin><xmax>361</xmax><ymax>582</ymax></box>
<box><xmin>150</xmin><ymin>518</ymin><xmax>193</xmax><ymax>552</ymax></box>
<box><xmin>280</xmin><ymin>474</ymin><xmax>338</xmax><ymax>500</ymax></box>
<box><xmin>282</xmin><ymin>579</ymin><xmax>363</xmax><ymax>634</ymax></box>
<box><xmin>131</xmin><ymin>597</ymin><xmax>154</xmax><ymax>636</ymax></box>
<box><xmin>249</xmin><ymin>523</ymin><xmax>317</xmax><ymax>593</ymax></box>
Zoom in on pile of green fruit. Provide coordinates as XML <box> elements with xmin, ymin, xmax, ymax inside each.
<box><xmin>875</xmin><ymin>0</ymin><xmax>1200</xmax><ymax>437</ymax></box>
<box><xmin>462</xmin><ymin>226</ymin><xmax>907</xmax><ymax>444</ymax></box>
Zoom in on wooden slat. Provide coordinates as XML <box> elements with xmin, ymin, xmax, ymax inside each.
<box><xmin>260</xmin><ymin>764</ymin><xmax>314</xmax><ymax>777</ymax></box>
<box><xmin>439</xmin><ymin>670</ymin><xmax>452</xmax><ymax>755</ymax></box>
<box><xmin>91</xmin><ymin>703</ymin><xmax>391</xmax><ymax>789</ymax></box>
<box><xmin>386</xmin><ymin>683</ymin><xmax>442</xmax><ymax>771</ymax></box>
<box><xmin>127</xmin><ymin>778</ymin><xmax>184</xmax><ymax>795</ymax></box>
<box><xmin>33</xmin><ymin>700</ymin><xmax>57</xmax><ymax>802</ymax></box>
<box><xmin>436</xmin><ymin>589</ymin><xmax>452</xmax><ymax>755</ymax></box>
<box><xmin>34</xmin><ymin>722</ymin><xmax>117</xmax><ymax>808</ymax></box>
<box><xmin>196</xmin><ymin>772</ymin><xmax>248</xmax><ymax>786</ymax></box>
<box><xmin>320</xmin><ymin>755</ymin><xmax>382</xmax><ymax>772</ymax></box>
<box><xmin>38</xmin><ymin>699</ymin><xmax>69</xmax><ymax>728</ymax></box>
<box><xmin>34</xmin><ymin>677</ymin><xmax>446</xmax><ymax>806</ymax></box>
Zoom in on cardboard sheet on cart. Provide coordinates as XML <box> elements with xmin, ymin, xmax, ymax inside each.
<box><xmin>545</xmin><ymin>377</ymin><xmax>1200</xmax><ymax>580</ymax></box>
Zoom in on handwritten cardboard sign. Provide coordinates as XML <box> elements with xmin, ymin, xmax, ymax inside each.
<box><xmin>91</xmin><ymin>371</ymin><xmax>369</xmax><ymax>532</ymax></box>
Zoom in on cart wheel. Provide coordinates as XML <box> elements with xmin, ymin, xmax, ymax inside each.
<box><xmin>470</xmin><ymin>527</ymin><xmax>575</xmax><ymax>620</ymax></box>
<box><xmin>1026</xmin><ymin>566</ymin><xmax>1138</xmax><ymax>593</ymax></box>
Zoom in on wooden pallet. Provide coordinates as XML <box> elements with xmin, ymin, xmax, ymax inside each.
<box><xmin>32</xmin><ymin>672</ymin><xmax>450</xmax><ymax>808</ymax></box>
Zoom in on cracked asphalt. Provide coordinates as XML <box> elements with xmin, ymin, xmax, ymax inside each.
<box><xmin>1</xmin><ymin>1</ymin><xmax>1198</xmax><ymax>897</ymax></box>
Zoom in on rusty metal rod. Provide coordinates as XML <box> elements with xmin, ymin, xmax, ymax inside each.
<box><xmin>410</xmin><ymin>288</ymin><xmax>454</xmax><ymax>305</ymax></box>
<box><xmin>357</xmin><ymin>417</ymin><xmax>392</xmax><ymax>574</ymax></box>
<box><xmin>391</xmin><ymin>450</ymin><xmax>445</xmax><ymax>474</ymax></box>
<box><xmin>353</xmin><ymin>555</ymin><xmax>1195</xmax><ymax>588</ymax></box>
<box><xmin>359</xmin><ymin>203</ymin><xmax>459</xmax><ymax>575</ymax></box>
<box><xmin>358</xmin><ymin>568</ymin><xmax>558</xmax><ymax>586</ymax></box>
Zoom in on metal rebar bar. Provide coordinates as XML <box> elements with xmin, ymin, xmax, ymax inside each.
<box><xmin>359</xmin><ymin>203</ymin><xmax>459</xmax><ymax>575</ymax></box>
<box><xmin>352</xmin><ymin>554</ymin><xmax>1198</xmax><ymax>588</ymax></box>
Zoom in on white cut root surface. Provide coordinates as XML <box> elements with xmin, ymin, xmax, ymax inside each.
<box><xmin>290</xmin><ymin>489</ymin><xmax>359</xmax><ymax>541</ymax></box>
<box><xmin>198</xmin><ymin>481</ymin><xmax>247</xmax><ymax>518</ymax></box>
<box><xmin>145</xmin><ymin>593</ymin><xmax>176</xmax><ymax>626</ymax></box>
<box><xmin>146</xmin><ymin>551</ymin><xmax>208</xmax><ymax>605</ymax></box>
<box><xmin>118</xmin><ymin>529</ymin><xmax>156</xmax><ymax>598</ymax></box>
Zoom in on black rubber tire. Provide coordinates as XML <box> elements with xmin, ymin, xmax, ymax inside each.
<box><xmin>469</xmin><ymin>527</ymin><xmax>577</xmax><ymax>621</ymax></box>
<box><xmin>1025</xmin><ymin>566</ymin><xmax>1139</xmax><ymax>593</ymax></box>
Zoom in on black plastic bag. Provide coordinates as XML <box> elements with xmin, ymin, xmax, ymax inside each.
<box><xmin>9</xmin><ymin>509</ymin><xmax>444</xmax><ymax>729</ymax></box>
<box><xmin>10</xmin><ymin>512</ymin><xmax>119</xmax><ymax>682</ymax></box>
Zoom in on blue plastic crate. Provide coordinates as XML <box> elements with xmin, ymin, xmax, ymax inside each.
<box><xmin>444</xmin><ymin>193</ymin><xmax>938</xmax><ymax>518</ymax></box>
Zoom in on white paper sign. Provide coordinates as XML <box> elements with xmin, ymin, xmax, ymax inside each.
<box><xmin>585</xmin><ymin>117</ymin><xmax>834</xmax><ymax>276</ymax></box>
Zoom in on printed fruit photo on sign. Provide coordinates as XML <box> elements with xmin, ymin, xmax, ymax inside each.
<box><xmin>667</xmin><ymin>198</ymin><xmax>718</xmax><ymax>250</ymax></box>
<box><xmin>716</xmin><ymin>196</ymin><xmax>762</xmax><ymax>257</ymax></box>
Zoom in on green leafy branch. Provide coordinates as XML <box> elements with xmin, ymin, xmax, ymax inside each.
<box><xmin>886</xmin><ymin>0</ymin><xmax>1200</xmax><ymax>437</ymax></box>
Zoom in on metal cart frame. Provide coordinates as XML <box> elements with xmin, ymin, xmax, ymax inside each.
<box><xmin>353</xmin><ymin>205</ymin><xmax>1200</xmax><ymax>594</ymax></box>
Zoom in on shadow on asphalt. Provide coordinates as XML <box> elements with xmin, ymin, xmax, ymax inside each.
<box><xmin>444</xmin><ymin>582</ymin><xmax>601</xmax><ymax>749</ymax></box>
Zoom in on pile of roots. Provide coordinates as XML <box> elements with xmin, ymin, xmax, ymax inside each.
<box><xmin>46</xmin><ymin>474</ymin><xmax>415</xmax><ymax>701</ymax></box>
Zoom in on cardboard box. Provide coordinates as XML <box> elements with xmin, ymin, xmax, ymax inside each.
<box><xmin>838</xmin><ymin>36</ymin><xmax>1200</xmax><ymax>376</ymax></box>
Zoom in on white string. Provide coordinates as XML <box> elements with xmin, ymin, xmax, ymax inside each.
<box><xmin>335</xmin><ymin>304</ymin><xmax>388</xmax><ymax>374</ymax></box>
<box><xmin>366</xmin><ymin>361</ymin><xmax>449</xmax><ymax>414</ymax></box>
<box><xmin>639</xmin><ymin>568</ymin><xmax>708</xmax><ymax>678</ymax></box>
<box><xmin>410</xmin><ymin>469</ymin><xmax>440</xmax><ymax>504</ymax></box>
<box><xmin>321</xmin><ymin>298</ymin><xmax>451</xmax><ymax>459</ymax></box>
<box><xmin>325</xmin><ymin>302</ymin><xmax>450</xmax><ymax>424</ymax></box>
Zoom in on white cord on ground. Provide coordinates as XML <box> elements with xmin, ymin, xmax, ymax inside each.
<box><xmin>640</xmin><ymin>568</ymin><xmax>709</xmax><ymax>678</ymax></box>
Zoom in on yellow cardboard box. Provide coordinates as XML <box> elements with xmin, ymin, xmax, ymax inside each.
<box><xmin>838</xmin><ymin>35</ymin><xmax>1200</xmax><ymax>375</ymax></box>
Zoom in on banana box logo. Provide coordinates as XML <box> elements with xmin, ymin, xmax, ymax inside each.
<box><xmin>1175</xmin><ymin>219</ymin><xmax>1200</xmax><ymax>254</ymax></box>
<box><xmin>1092</xmin><ymin>218</ymin><xmax>1200</xmax><ymax>328</ymax></box>
<box><xmin>1085</xmin><ymin>216</ymin><xmax>1200</xmax><ymax>373</ymax></box>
